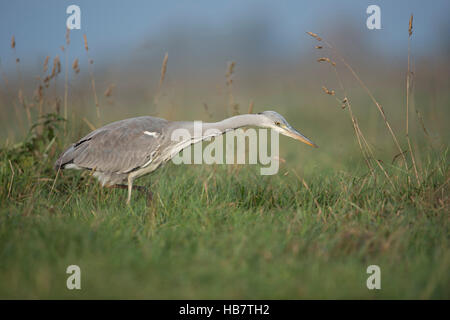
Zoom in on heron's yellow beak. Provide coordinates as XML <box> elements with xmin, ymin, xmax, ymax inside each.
<box><xmin>281</xmin><ymin>125</ymin><xmax>318</xmax><ymax>148</ymax></box>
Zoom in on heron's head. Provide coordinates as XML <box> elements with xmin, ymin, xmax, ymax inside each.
<box><xmin>257</xmin><ymin>111</ymin><xmax>318</xmax><ymax>148</ymax></box>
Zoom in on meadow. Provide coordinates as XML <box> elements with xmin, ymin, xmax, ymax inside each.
<box><xmin>0</xmin><ymin>22</ymin><xmax>449</xmax><ymax>299</ymax></box>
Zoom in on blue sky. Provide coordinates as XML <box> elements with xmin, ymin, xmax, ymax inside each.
<box><xmin>0</xmin><ymin>0</ymin><xmax>449</xmax><ymax>72</ymax></box>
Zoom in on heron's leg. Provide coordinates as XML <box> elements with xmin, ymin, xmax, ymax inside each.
<box><xmin>127</xmin><ymin>176</ymin><xmax>133</xmax><ymax>204</ymax></box>
<box><xmin>107</xmin><ymin>183</ymin><xmax>152</xmax><ymax>204</ymax></box>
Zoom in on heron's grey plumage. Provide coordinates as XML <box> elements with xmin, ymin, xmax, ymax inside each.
<box><xmin>55</xmin><ymin>116</ymin><xmax>168</xmax><ymax>185</ymax></box>
<box><xmin>55</xmin><ymin>111</ymin><xmax>317</xmax><ymax>203</ymax></box>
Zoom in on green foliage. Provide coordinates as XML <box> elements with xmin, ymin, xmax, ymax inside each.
<box><xmin>1</xmin><ymin>113</ymin><xmax>64</xmax><ymax>171</ymax></box>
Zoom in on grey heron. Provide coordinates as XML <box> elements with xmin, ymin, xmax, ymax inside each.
<box><xmin>55</xmin><ymin>111</ymin><xmax>317</xmax><ymax>204</ymax></box>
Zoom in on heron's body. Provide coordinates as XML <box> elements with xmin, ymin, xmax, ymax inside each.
<box><xmin>56</xmin><ymin>116</ymin><xmax>169</xmax><ymax>186</ymax></box>
<box><xmin>55</xmin><ymin>111</ymin><xmax>317</xmax><ymax>203</ymax></box>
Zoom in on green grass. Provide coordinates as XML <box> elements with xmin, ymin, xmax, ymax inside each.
<box><xmin>0</xmin><ymin>120</ymin><xmax>448</xmax><ymax>298</ymax></box>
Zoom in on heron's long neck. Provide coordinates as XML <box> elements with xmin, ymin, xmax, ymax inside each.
<box><xmin>170</xmin><ymin>114</ymin><xmax>265</xmax><ymax>139</ymax></box>
<box><xmin>203</xmin><ymin>114</ymin><xmax>264</xmax><ymax>133</ymax></box>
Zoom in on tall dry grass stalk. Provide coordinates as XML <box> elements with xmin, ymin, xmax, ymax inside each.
<box><xmin>406</xmin><ymin>14</ymin><xmax>421</xmax><ymax>186</ymax></box>
<box><xmin>337</xmin><ymin>72</ymin><xmax>394</xmax><ymax>187</ymax></box>
<box><xmin>309</xmin><ymin>33</ymin><xmax>375</xmax><ymax>174</ymax></box>
<box><xmin>38</xmin><ymin>54</ymin><xmax>63</xmax><ymax>119</ymax></box>
<box><xmin>104</xmin><ymin>83</ymin><xmax>115</xmax><ymax>106</ymax></box>
<box><xmin>224</xmin><ymin>61</ymin><xmax>243</xmax><ymax>173</ymax></box>
<box><xmin>83</xmin><ymin>117</ymin><xmax>97</xmax><ymax>131</ymax></box>
<box><xmin>0</xmin><ymin>58</ymin><xmax>10</xmax><ymax>91</ymax></box>
<box><xmin>33</xmin><ymin>70</ymin><xmax>45</xmax><ymax>134</ymax></box>
<box><xmin>83</xmin><ymin>34</ymin><xmax>100</xmax><ymax>119</ymax></box>
<box><xmin>225</xmin><ymin>61</ymin><xmax>239</xmax><ymax>115</ymax></box>
<box><xmin>72</xmin><ymin>58</ymin><xmax>80</xmax><ymax>74</ymax></box>
<box><xmin>154</xmin><ymin>52</ymin><xmax>168</xmax><ymax>108</ymax></box>
<box><xmin>3</xmin><ymin>29</ymin><xmax>91</xmax><ymax>141</ymax></box>
<box><xmin>11</xmin><ymin>36</ymin><xmax>31</xmax><ymax>127</ymax></box>
<box><xmin>0</xmin><ymin>57</ymin><xmax>24</xmax><ymax>132</ymax></box>
<box><xmin>306</xmin><ymin>29</ymin><xmax>422</xmax><ymax>187</ymax></box>
<box><xmin>248</xmin><ymin>100</ymin><xmax>254</xmax><ymax>114</ymax></box>
<box><xmin>104</xmin><ymin>84</ymin><xmax>114</xmax><ymax>98</ymax></box>
<box><xmin>7</xmin><ymin>159</ymin><xmax>15</xmax><ymax>199</ymax></box>
<box><xmin>63</xmin><ymin>28</ymin><xmax>70</xmax><ymax>131</ymax></box>
<box><xmin>37</xmin><ymin>56</ymin><xmax>50</xmax><ymax>119</ymax></box>
<box><xmin>51</xmin><ymin>55</ymin><xmax>62</xmax><ymax>114</ymax></box>
<box><xmin>31</xmin><ymin>54</ymin><xmax>56</xmax><ymax>135</ymax></box>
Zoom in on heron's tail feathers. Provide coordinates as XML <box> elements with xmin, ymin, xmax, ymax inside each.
<box><xmin>54</xmin><ymin>145</ymin><xmax>74</xmax><ymax>171</ymax></box>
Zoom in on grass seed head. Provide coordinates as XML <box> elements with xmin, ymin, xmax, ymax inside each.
<box><xmin>160</xmin><ymin>53</ymin><xmax>168</xmax><ymax>83</ymax></box>
<box><xmin>72</xmin><ymin>58</ymin><xmax>80</xmax><ymax>74</ymax></box>
<box><xmin>43</xmin><ymin>76</ymin><xmax>50</xmax><ymax>87</ymax></box>
<box><xmin>408</xmin><ymin>14</ymin><xmax>413</xmax><ymax>37</ymax></box>
<box><xmin>56</xmin><ymin>56</ymin><xmax>61</xmax><ymax>74</ymax></box>
<box><xmin>248</xmin><ymin>100</ymin><xmax>254</xmax><ymax>114</ymax></box>
<box><xmin>43</xmin><ymin>56</ymin><xmax>50</xmax><ymax>73</ymax></box>
<box><xmin>104</xmin><ymin>84</ymin><xmax>115</xmax><ymax>97</ymax></box>
<box><xmin>322</xmin><ymin>86</ymin><xmax>335</xmax><ymax>95</ymax></box>
<box><xmin>341</xmin><ymin>97</ymin><xmax>348</xmax><ymax>109</ymax></box>
<box><xmin>83</xmin><ymin>34</ymin><xmax>89</xmax><ymax>52</ymax></box>
<box><xmin>317</xmin><ymin>57</ymin><xmax>336</xmax><ymax>66</ymax></box>
<box><xmin>307</xmin><ymin>31</ymin><xmax>322</xmax><ymax>41</ymax></box>
<box><xmin>50</xmin><ymin>56</ymin><xmax>61</xmax><ymax>78</ymax></box>
<box><xmin>66</xmin><ymin>27</ymin><xmax>70</xmax><ymax>45</ymax></box>
<box><xmin>226</xmin><ymin>61</ymin><xmax>236</xmax><ymax>79</ymax></box>
<box><xmin>34</xmin><ymin>83</ymin><xmax>44</xmax><ymax>102</ymax></box>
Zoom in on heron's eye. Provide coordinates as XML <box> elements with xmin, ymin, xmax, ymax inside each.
<box><xmin>275</xmin><ymin>121</ymin><xmax>281</xmax><ymax>126</ymax></box>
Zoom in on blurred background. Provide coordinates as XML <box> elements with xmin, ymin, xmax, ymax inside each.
<box><xmin>0</xmin><ymin>0</ymin><xmax>448</xmax><ymax>171</ymax></box>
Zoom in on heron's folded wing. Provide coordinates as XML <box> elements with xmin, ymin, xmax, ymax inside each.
<box><xmin>57</xmin><ymin>117</ymin><xmax>166</xmax><ymax>173</ymax></box>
